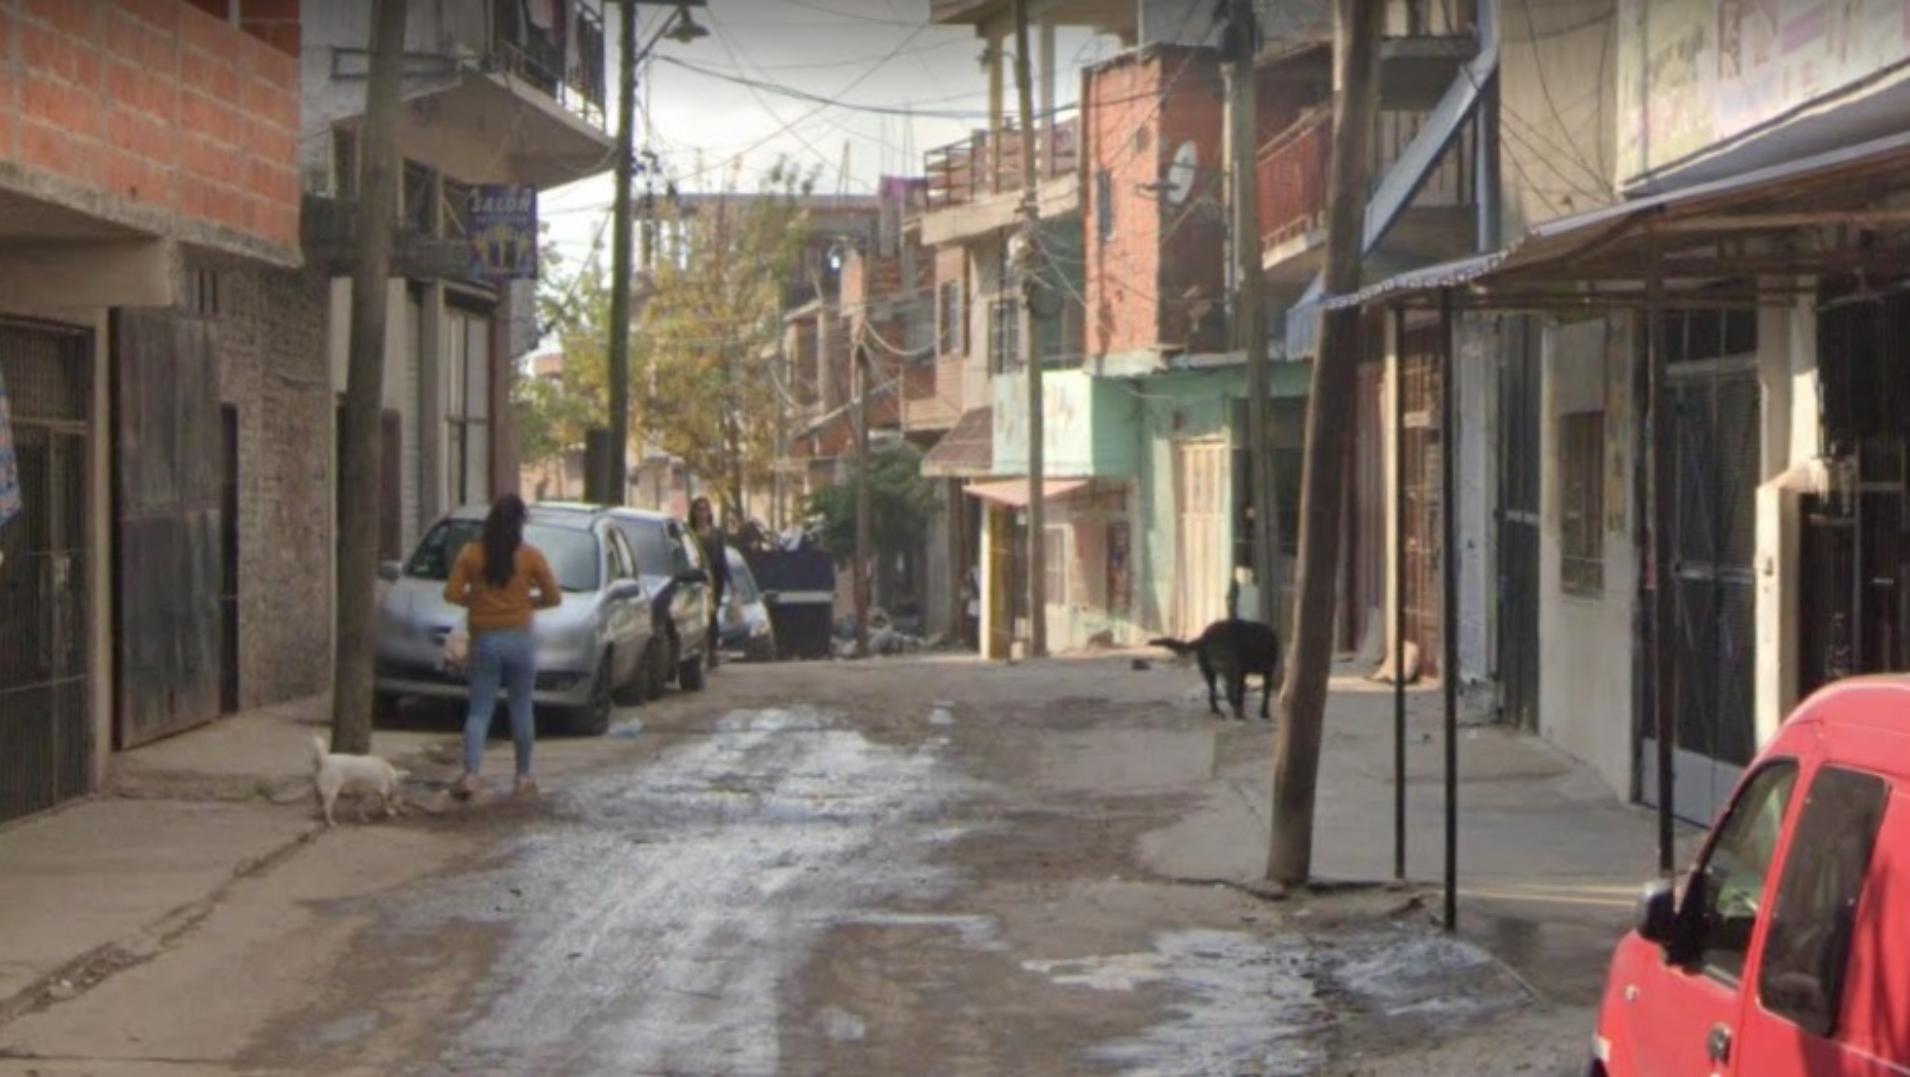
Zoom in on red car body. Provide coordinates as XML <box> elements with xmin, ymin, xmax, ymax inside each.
<box><xmin>1592</xmin><ymin>678</ymin><xmax>1910</xmax><ymax>1076</ymax></box>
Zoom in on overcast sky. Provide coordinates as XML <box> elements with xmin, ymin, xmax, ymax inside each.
<box><xmin>540</xmin><ymin>0</ymin><xmax>1122</xmax><ymax>263</ymax></box>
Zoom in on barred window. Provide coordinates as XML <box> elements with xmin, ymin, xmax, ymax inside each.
<box><xmin>1560</xmin><ymin>410</ymin><xmax>1604</xmax><ymax>597</ymax></box>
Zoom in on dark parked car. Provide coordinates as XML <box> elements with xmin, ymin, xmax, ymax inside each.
<box><xmin>602</xmin><ymin>507</ymin><xmax>714</xmax><ymax>697</ymax></box>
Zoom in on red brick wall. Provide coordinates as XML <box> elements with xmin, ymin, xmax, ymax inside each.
<box><xmin>3</xmin><ymin>0</ymin><xmax>301</xmax><ymax>252</ymax></box>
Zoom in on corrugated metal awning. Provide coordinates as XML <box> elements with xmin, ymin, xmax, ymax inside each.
<box><xmin>921</xmin><ymin>406</ymin><xmax>993</xmax><ymax>478</ymax></box>
<box><xmin>964</xmin><ymin>478</ymin><xmax>1090</xmax><ymax>508</ymax></box>
<box><xmin>1319</xmin><ymin>128</ymin><xmax>1910</xmax><ymax>313</ymax></box>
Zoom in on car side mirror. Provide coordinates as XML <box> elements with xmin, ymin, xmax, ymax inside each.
<box><xmin>607</xmin><ymin>579</ymin><xmax>644</xmax><ymax>601</ymax></box>
<box><xmin>1637</xmin><ymin>878</ymin><xmax>1680</xmax><ymax>949</ymax></box>
<box><xmin>378</xmin><ymin>560</ymin><xmax>402</xmax><ymax>582</ymax></box>
<box><xmin>675</xmin><ymin>569</ymin><xmax>708</xmax><ymax>587</ymax></box>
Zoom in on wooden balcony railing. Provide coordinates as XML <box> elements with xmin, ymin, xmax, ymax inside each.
<box><xmin>1256</xmin><ymin>107</ymin><xmax>1476</xmax><ymax>251</ymax></box>
<box><xmin>924</xmin><ymin>118</ymin><xmax>1080</xmax><ymax>211</ymax></box>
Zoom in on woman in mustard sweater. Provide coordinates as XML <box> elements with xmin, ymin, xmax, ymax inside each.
<box><xmin>444</xmin><ymin>494</ymin><xmax>560</xmax><ymax>799</ymax></box>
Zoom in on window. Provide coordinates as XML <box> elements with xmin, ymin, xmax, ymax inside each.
<box><xmin>403</xmin><ymin>160</ymin><xmax>437</xmax><ymax>234</ymax></box>
<box><xmin>1095</xmin><ymin>169</ymin><xmax>1114</xmax><ymax>242</ymax></box>
<box><xmin>445</xmin><ymin>307</ymin><xmax>493</xmax><ymax>508</ymax></box>
<box><xmin>1559</xmin><ymin>411</ymin><xmax>1605</xmax><ymax>596</ymax></box>
<box><xmin>185</xmin><ymin>268</ymin><xmax>220</xmax><ymax>318</ymax></box>
<box><xmin>332</xmin><ymin>127</ymin><xmax>358</xmax><ymax>198</ymax></box>
<box><xmin>1043</xmin><ymin>526</ymin><xmax>1067</xmax><ymax>604</ymax></box>
<box><xmin>1686</xmin><ymin>762</ymin><xmax>1798</xmax><ymax>982</ymax></box>
<box><xmin>405</xmin><ymin>520</ymin><xmax>601</xmax><ymax>593</ymax></box>
<box><xmin>616</xmin><ymin>518</ymin><xmax>673</xmax><ymax>576</ymax></box>
<box><xmin>990</xmin><ymin>296</ymin><xmax>1020</xmax><ymax>373</ymax></box>
<box><xmin>938</xmin><ymin>279</ymin><xmax>964</xmax><ymax>356</ymax></box>
<box><xmin>1758</xmin><ymin>766</ymin><xmax>1891</xmax><ymax>1036</ymax></box>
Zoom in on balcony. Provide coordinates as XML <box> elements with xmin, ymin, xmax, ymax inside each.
<box><xmin>904</xmin><ymin>358</ymin><xmax>965</xmax><ymax>433</ymax></box>
<box><xmin>925</xmin><ymin>119</ymin><xmax>1081</xmax><ymax>212</ymax></box>
<box><xmin>493</xmin><ymin>0</ymin><xmax>609</xmax><ymax>129</ymax></box>
<box><xmin>1257</xmin><ymin>108</ymin><xmax>1477</xmax><ymax>286</ymax></box>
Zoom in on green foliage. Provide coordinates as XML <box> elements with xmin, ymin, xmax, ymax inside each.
<box><xmin>806</xmin><ymin>442</ymin><xmax>934</xmax><ymax>564</ymax></box>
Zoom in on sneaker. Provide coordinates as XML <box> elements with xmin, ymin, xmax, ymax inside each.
<box><xmin>451</xmin><ymin>774</ymin><xmax>477</xmax><ymax>801</ymax></box>
<box><xmin>513</xmin><ymin>776</ymin><xmax>539</xmax><ymax>798</ymax></box>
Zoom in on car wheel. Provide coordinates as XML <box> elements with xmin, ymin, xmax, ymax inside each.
<box><xmin>678</xmin><ymin>646</ymin><xmax>708</xmax><ymax>692</ymax></box>
<box><xmin>564</xmin><ymin>661</ymin><xmax>613</xmax><ymax>736</ymax></box>
<box><xmin>612</xmin><ymin>644</ymin><xmax>648</xmax><ymax>707</ymax></box>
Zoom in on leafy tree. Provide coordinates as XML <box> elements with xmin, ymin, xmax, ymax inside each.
<box><xmin>807</xmin><ymin>441</ymin><xmax>934</xmax><ymax>564</ymax></box>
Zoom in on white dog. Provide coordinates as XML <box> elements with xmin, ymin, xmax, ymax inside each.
<box><xmin>310</xmin><ymin>736</ymin><xmax>408</xmax><ymax>827</ymax></box>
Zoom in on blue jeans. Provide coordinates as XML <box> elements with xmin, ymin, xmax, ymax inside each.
<box><xmin>464</xmin><ymin>629</ymin><xmax>536</xmax><ymax>777</ymax></box>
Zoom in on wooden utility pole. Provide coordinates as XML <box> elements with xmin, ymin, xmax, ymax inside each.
<box><xmin>1228</xmin><ymin>0</ymin><xmax>1276</xmax><ymax>626</ymax></box>
<box><xmin>1012</xmin><ymin>0</ymin><xmax>1047</xmax><ymax>658</ymax></box>
<box><xmin>331</xmin><ymin>0</ymin><xmax>407</xmax><ymax>754</ymax></box>
<box><xmin>854</xmin><ymin>343</ymin><xmax>873</xmax><ymax>658</ymax></box>
<box><xmin>606</xmin><ymin>0</ymin><xmax>638</xmax><ymax>505</ymax></box>
<box><xmin>1268</xmin><ymin>0</ymin><xmax>1383</xmax><ymax>886</ymax></box>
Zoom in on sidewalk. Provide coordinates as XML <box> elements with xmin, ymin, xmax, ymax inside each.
<box><xmin>1135</xmin><ymin>663</ymin><xmax>1704</xmax><ymax>1007</ymax></box>
<box><xmin>0</xmin><ymin>697</ymin><xmax>453</xmax><ymax>1018</ymax></box>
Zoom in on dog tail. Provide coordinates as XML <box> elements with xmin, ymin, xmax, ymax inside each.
<box><xmin>310</xmin><ymin>735</ymin><xmax>329</xmax><ymax>768</ymax></box>
<box><xmin>1149</xmin><ymin>637</ymin><xmax>1195</xmax><ymax>657</ymax></box>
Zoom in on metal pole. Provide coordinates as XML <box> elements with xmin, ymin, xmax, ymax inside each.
<box><xmin>1393</xmin><ymin>303</ymin><xmax>1407</xmax><ymax>882</ymax></box>
<box><xmin>1229</xmin><ymin>0</ymin><xmax>1275</xmax><ymax>626</ymax></box>
<box><xmin>1649</xmin><ymin>261</ymin><xmax>1676</xmax><ymax>874</ymax></box>
<box><xmin>1440</xmin><ymin>287</ymin><xmax>1458</xmax><ymax>932</ymax></box>
<box><xmin>1012</xmin><ymin>0</ymin><xmax>1046</xmax><ymax>658</ymax></box>
<box><xmin>606</xmin><ymin>0</ymin><xmax>637</xmax><ymax>505</ymax></box>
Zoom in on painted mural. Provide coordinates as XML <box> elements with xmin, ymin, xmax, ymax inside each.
<box><xmin>1620</xmin><ymin>0</ymin><xmax>1910</xmax><ymax>178</ymax></box>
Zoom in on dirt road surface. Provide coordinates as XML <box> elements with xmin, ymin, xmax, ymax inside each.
<box><xmin>0</xmin><ymin>655</ymin><xmax>1589</xmax><ymax>1076</ymax></box>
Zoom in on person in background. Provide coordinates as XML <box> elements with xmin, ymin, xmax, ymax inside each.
<box><xmin>964</xmin><ymin>564</ymin><xmax>981</xmax><ymax>650</ymax></box>
<box><xmin>689</xmin><ymin>496</ymin><xmax>731</xmax><ymax>669</ymax></box>
<box><xmin>444</xmin><ymin>494</ymin><xmax>560</xmax><ymax>800</ymax></box>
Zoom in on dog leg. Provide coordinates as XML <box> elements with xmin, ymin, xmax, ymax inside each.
<box><xmin>1230</xmin><ymin>671</ymin><xmax>1247</xmax><ymax>721</ymax></box>
<box><xmin>321</xmin><ymin>790</ymin><xmax>336</xmax><ymax>828</ymax></box>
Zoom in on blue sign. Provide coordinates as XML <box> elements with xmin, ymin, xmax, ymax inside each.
<box><xmin>468</xmin><ymin>185</ymin><xmax>539</xmax><ymax>281</ymax></box>
<box><xmin>0</xmin><ymin>369</ymin><xmax>19</xmax><ymax>531</ymax></box>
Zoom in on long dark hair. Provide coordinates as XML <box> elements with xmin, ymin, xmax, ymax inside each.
<box><xmin>689</xmin><ymin>496</ymin><xmax>715</xmax><ymax>531</ymax></box>
<box><xmin>481</xmin><ymin>494</ymin><xmax>527</xmax><ymax>588</ymax></box>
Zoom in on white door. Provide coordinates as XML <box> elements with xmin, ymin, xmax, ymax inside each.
<box><xmin>1174</xmin><ymin>439</ymin><xmax>1229</xmax><ymax>637</ymax></box>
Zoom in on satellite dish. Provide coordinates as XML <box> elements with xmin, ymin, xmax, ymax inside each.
<box><xmin>1165</xmin><ymin>141</ymin><xmax>1198</xmax><ymax>206</ymax></box>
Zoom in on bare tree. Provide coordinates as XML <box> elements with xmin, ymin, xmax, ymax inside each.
<box><xmin>332</xmin><ymin>0</ymin><xmax>408</xmax><ymax>753</ymax></box>
<box><xmin>1268</xmin><ymin>0</ymin><xmax>1383</xmax><ymax>885</ymax></box>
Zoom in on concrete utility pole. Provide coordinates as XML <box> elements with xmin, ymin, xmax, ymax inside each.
<box><xmin>1012</xmin><ymin>0</ymin><xmax>1047</xmax><ymax>659</ymax></box>
<box><xmin>854</xmin><ymin>343</ymin><xmax>873</xmax><ymax>658</ymax></box>
<box><xmin>332</xmin><ymin>0</ymin><xmax>408</xmax><ymax>754</ymax></box>
<box><xmin>606</xmin><ymin>0</ymin><xmax>638</xmax><ymax>505</ymax></box>
<box><xmin>1268</xmin><ymin>0</ymin><xmax>1383</xmax><ymax>886</ymax></box>
<box><xmin>1228</xmin><ymin>0</ymin><xmax>1277</xmax><ymax>627</ymax></box>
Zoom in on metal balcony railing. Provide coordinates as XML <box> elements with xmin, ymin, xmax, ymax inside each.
<box><xmin>1256</xmin><ymin>107</ymin><xmax>1476</xmax><ymax>251</ymax></box>
<box><xmin>1386</xmin><ymin>0</ymin><xmax>1475</xmax><ymax>37</ymax></box>
<box><xmin>924</xmin><ymin>118</ymin><xmax>1080</xmax><ymax>211</ymax></box>
<box><xmin>491</xmin><ymin>0</ymin><xmax>609</xmax><ymax>129</ymax></box>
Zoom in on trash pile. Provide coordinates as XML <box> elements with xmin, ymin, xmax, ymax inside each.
<box><xmin>830</xmin><ymin>608</ymin><xmax>941</xmax><ymax>657</ymax></box>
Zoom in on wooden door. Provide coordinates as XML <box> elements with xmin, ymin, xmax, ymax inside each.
<box><xmin>113</xmin><ymin>309</ymin><xmax>222</xmax><ymax>748</ymax></box>
<box><xmin>1174</xmin><ymin>439</ymin><xmax>1229</xmax><ymax>636</ymax></box>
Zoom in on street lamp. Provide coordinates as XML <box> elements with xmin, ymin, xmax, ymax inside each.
<box><xmin>665</xmin><ymin>5</ymin><xmax>710</xmax><ymax>44</ymax></box>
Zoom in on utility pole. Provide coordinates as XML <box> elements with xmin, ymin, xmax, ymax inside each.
<box><xmin>1268</xmin><ymin>0</ymin><xmax>1383</xmax><ymax>886</ymax></box>
<box><xmin>854</xmin><ymin>343</ymin><xmax>873</xmax><ymax>658</ymax></box>
<box><xmin>1012</xmin><ymin>0</ymin><xmax>1046</xmax><ymax>659</ymax></box>
<box><xmin>1228</xmin><ymin>0</ymin><xmax>1276</xmax><ymax>627</ymax></box>
<box><xmin>331</xmin><ymin>0</ymin><xmax>407</xmax><ymax>754</ymax></box>
<box><xmin>606</xmin><ymin>0</ymin><xmax>638</xmax><ymax>505</ymax></box>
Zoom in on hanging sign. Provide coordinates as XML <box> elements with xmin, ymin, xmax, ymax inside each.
<box><xmin>468</xmin><ymin>185</ymin><xmax>539</xmax><ymax>281</ymax></box>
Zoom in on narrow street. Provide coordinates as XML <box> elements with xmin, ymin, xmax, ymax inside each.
<box><xmin>0</xmin><ymin>655</ymin><xmax>1599</xmax><ymax>1077</ymax></box>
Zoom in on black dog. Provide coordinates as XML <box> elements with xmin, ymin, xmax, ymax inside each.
<box><xmin>1150</xmin><ymin>618</ymin><xmax>1281</xmax><ymax>720</ymax></box>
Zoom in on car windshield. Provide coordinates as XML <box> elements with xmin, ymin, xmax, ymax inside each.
<box><xmin>406</xmin><ymin>520</ymin><xmax>601</xmax><ymax>592</ymax></box>
<box><xmin>614</xmin><ymin>518</ymin><xmax>675</xmax><ymax>576</ymax></box>
<box><xmin>727</xmin><ymin>551</ymin><xmax>760</xmax><ymax>603</ymax></box>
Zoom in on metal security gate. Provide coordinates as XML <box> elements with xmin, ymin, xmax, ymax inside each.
<box><xmin>1400</xmin><ymin>326</ymin><xmax>1444</xmax><ymax>676</ymax></box>
<box><xmin>113</xmin><ymin>309</ymin><xmax>223</xmax><ymax>748</ymax></box>
<box><xmin>0</xmin><ymin>324</ymin><xmax>93</xmax><ymax>823</ymax></box>
<box><xmin>1498</xmin><ymin>317</ymin><xmax>1541</xmax><ymax>730</ymax></box>
<box><xmin>1646</xmin><ymin>357</ymin><xmax>1760</xmax><ymax>824</ymax></box>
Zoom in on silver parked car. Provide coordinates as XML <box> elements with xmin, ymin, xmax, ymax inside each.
<box><xmin>373</xmin><ymin>503</ymin><xmax>654</xmax><ymax>735</ymax></box>
<box><xmin>720</xmin><ymin>546</ymin><xmax>778</xmax><ymax>662</ymax></box>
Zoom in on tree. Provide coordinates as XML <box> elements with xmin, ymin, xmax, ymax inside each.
<box><xmin>640</xmin><ymin>163</ymin><xmax>813</xmax><ymax>523</ymax></box>
<box><xmin>807</xmin><ymin>441</ymin><xmax>933</xmax><ymax>567</ymax></box>
<box><xmin>332</xmin><ymin>0</ymin><xmax>407</xmax><ymax>754</ymax></box>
